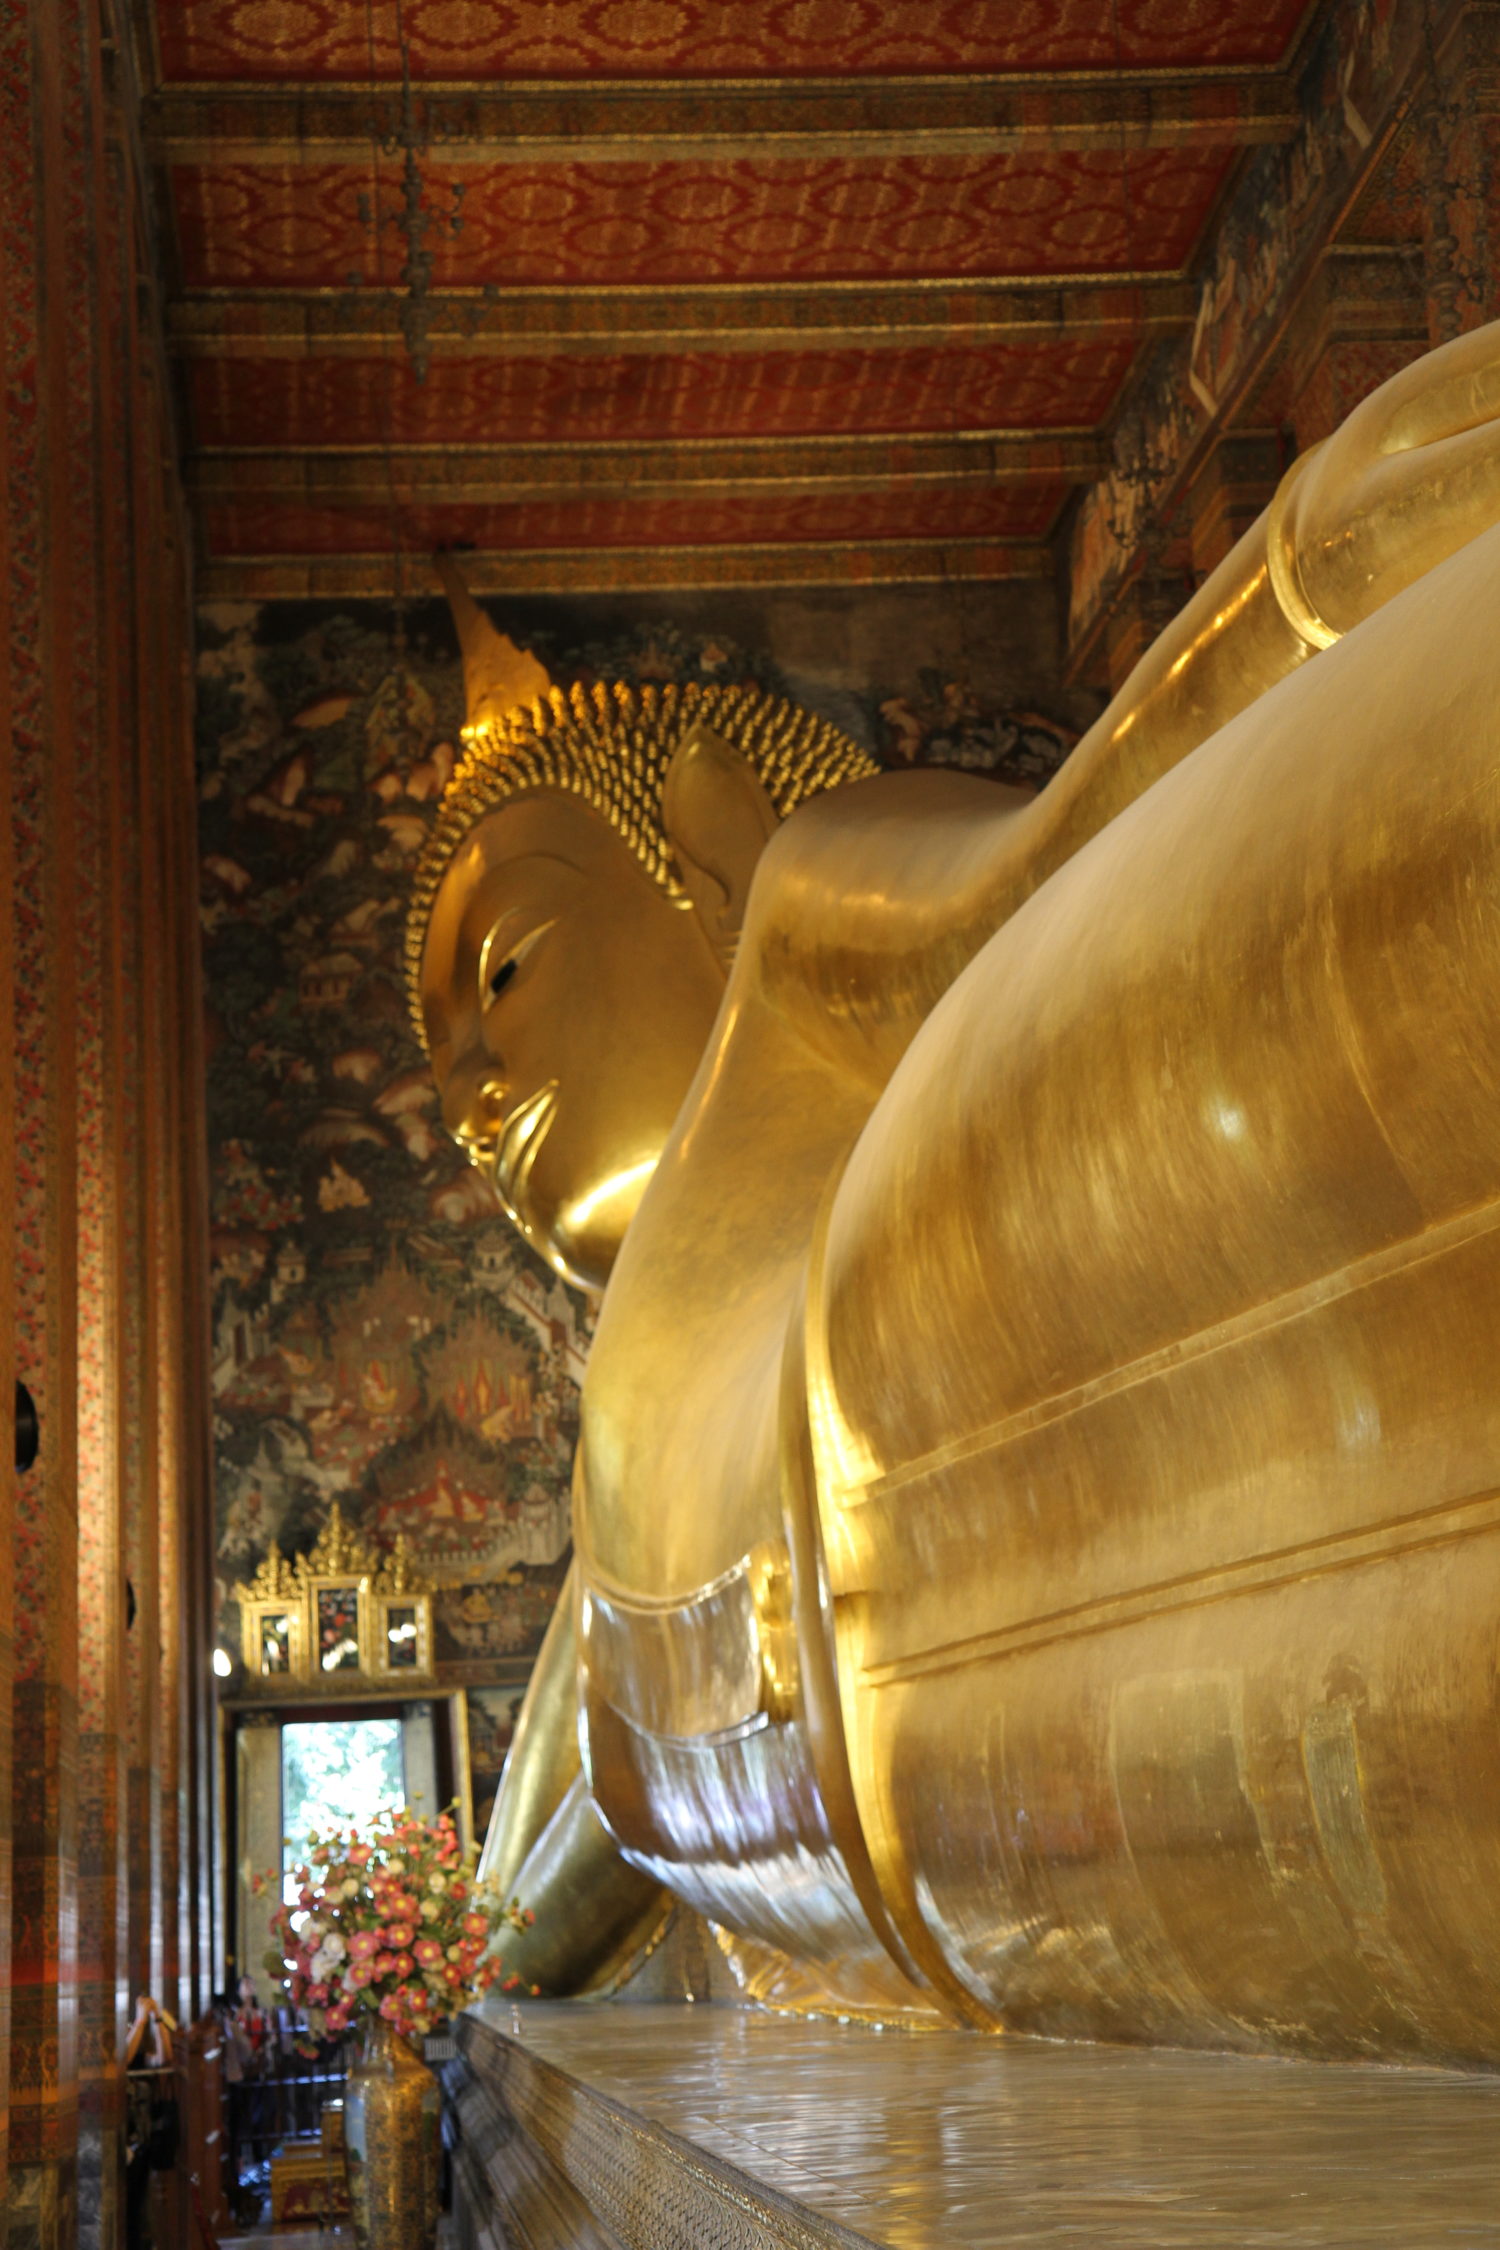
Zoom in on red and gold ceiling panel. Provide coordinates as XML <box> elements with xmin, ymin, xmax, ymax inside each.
<box><xmin>155</xmin><ymin>0</ymin><xmax>1308</xmax><ymax>84</ymax></box>
<box><xmin>189</xmin><ymin>336</ymin><xmax>1135</xmax><ymax>448</ymax></box>
<box><xmin>204</xmin><ymin>480</ymin><xmax>1064</xmax><ymax>557</ymax></box>
<box><xmin>150</xmin><ymin>0</ymin><xmax>1306</xmax><ymax>590</ymax></box>
<box><xmin>174</xmin><ymin>149</ymin><xmax>1230</xmax><ymax>290</ymax></box>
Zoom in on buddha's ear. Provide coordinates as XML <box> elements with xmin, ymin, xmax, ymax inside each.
<box><xmin>662</xmin><ymin>722</ymin><xmax>779</xmax><ymax>968</ymax></box>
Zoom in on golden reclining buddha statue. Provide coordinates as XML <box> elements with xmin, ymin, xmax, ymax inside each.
<box><xmin>408</xmin><ymin>323</ymin><xmax>1500</xmax><ymax>2062</ymax></box>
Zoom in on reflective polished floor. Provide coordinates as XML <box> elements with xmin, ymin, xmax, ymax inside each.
<box><xmin>502</xmin><ymin>2001</ymin><xmax>1500</xmax><ymax>2247</ymax></box>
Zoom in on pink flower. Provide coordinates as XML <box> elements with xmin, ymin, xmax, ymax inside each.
<box><xmin>443</xmin><ymin>1964</ymin><xmax>462</xmax><ymax>1987</ymax></box>
<box><xmin>384</xmin><ymin>1922</ymin><xmax>414</xmax><ymax>1949</ymax></box>
<box><xmin>373</xmin><ymin>1953</ymin><xmax>394</xmax><ymax>1978</ymax></box>
<box><xmin>462</xmin><ymin>1912</ymin><xmax>489</xmax><ymax>1940</ymax></box>
<box><xmin>347</xmin><ymin>1930</ymin><xmax>381</xmax><ymax>1962</ymax></box>
<box><xmin>392</xmin><ymin>1953</ymin><xmax>414</xmax><ymax>1978</ymax></box>
<box><xmin>413</xmin><ymin>1937</ymin><xmax>444</xmax><ymax>1968</ymax></box>
<box><xmin>325</xmin><ymin>2001</ymin><xmax>351</xmax><ymax>2034</ymax></box>
<box><xmin>346</xmin><ymin>1963</ymin><xmax>372</xmax><ymax>1991</ymax></box>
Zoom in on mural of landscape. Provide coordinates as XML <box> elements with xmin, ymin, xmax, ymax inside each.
<box><xmin>197</xmin><ymin>587</ymin><xmax>1079</xmax><ymax>1822</ymax></box>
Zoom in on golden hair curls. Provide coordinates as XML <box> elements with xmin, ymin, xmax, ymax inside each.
<box><xmin>404</xmin><ymin>676</ymin><xmax>877</xmax><ymax>1049</ymax></box>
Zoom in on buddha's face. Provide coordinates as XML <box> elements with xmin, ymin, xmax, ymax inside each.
<box><xmin>420</xmin><ymin>791</ymin><xmax>727</xmax><ymax>1291</ymax></box>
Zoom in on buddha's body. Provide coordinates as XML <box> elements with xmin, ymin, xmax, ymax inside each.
<box><xmin>418</xmin><ymin>326</ymin><xmax>1500</xmax><ymax>2060</ymax></box>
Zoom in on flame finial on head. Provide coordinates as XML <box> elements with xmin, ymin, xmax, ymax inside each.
<box><xmin>435</xmin><ymin>553</ymin><xmax>553</xmax><ymax>733</ymax></box>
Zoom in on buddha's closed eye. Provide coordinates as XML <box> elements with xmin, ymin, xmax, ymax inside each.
<box><xmin>481</xmin><ymin>917</ymin><xmax>556</xmax><ymax>1008</ymax></box>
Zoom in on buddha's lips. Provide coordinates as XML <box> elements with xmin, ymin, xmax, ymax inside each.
<box><xmin>493</xmin><ymin>1081</ymin><xmax>557</xmax><ymax>1221</ymax></box>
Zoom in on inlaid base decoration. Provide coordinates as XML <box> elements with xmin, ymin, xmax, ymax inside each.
<box><xmin>446</xmin><ymin>2014</ymin><xmax>882</xmax><ymax>2250</ymax></box>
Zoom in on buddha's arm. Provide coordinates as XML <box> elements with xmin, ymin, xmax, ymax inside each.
<box><xmin>476</xmin><ymin>1568</ymin><xmax>583</xmax><ymax>1900</ymax></box>
<box><xmin>1061</xmin><ymin>321</ymin><xmax>1500</xmax><ymax>836</ymax></box>
<box><xmin>1023</xmin><ymin>320</ymin><xmax>1500</xmax><ymax>880</ymax></box>
<box><xmin>476</xmin><ymin>1556</ymin><xmax>670</xmax><ymax>1992</ymax></box>
<box><xmin>759</xmin><ymin>321</ymin><xmax>1500</xmax><ymax>1078</ymax></box>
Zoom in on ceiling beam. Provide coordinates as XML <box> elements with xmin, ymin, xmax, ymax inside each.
<box><xmin>190</xmin><ymin>430</ymin><xmax>1106</xmax><ymax>504</ymax></box>
<box><xmin>197</xmin><ymin>537</ymin><xmax>1056</xmax><ymax>601</ymax></box>
<box><xmin>168</xmin><ymin>276</ymin><xmax>1196</xmax><ymax>359</ymax></box>
<box><xmin>144</xmin><ymin>71</ymin><xmax>1299</xmax><ymax>166</ymax></box>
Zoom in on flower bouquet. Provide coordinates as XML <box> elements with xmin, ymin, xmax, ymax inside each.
<box><xmin>261</xmin><ymin>1808</ymin><xmax>534</xmax><ymax>2250</ymax></box>
<box><xmin>262</xmin><ymin>1805</ymin><xmax>532</xmax><ymax>2044</ymax></box>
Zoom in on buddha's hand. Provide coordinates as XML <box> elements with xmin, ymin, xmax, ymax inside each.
<box><xmin>1279</xmin><ymin>319</ymin><xmax>1500</xmax><ymax>640</ymax></box>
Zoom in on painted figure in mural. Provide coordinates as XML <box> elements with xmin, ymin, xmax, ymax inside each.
<box><xmin>409</xmin><ymin>323</ymin><xmax>1500</xmax><ymax>2059</ymax></box>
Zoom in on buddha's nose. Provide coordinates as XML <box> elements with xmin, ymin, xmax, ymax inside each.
<box><xmin>443</xmin><ymin>1054</ymin><xmax>508</xmax><ymax>1166</ymax></box>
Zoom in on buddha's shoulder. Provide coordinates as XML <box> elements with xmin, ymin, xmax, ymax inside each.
<box><xmin>753</xmin><ymin>762</ymin><xmax>1032</xmax><ymax>929</ymax></box>
<box><xmin>742</xmin><ymin>765</ymin><xmax>1036</xmax><ymax>1075</ymax></box>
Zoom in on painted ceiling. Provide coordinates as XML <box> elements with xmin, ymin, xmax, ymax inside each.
<box><xmin>144</xmin><ymin>0</ymin><xmax>1315</xmax><ymax>598</ymax></box>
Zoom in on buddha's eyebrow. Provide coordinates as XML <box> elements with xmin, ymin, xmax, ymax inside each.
<box><xmin>475</xmin><ymin>902</ymin><xmax>528</xmax><ymax>950</ymax></box>
<box><xmin>476</xmin><ymin>903</ymin><xmax>537</xmax><ymax>977</ymax></box>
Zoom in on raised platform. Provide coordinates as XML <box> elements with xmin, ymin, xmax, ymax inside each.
<box><xmin>447</xmin><ymin>1998</ymin><xmax>1500</xmax><ymax>2249</ymax></box>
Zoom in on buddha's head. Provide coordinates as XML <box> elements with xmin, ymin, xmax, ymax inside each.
<box><xmin>407</xmin><ymin>568</ymin><xmax>875</xmax><ymax>1291</ymax></box>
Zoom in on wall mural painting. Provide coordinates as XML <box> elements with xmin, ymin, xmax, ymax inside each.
<box><xmin>1068</xmin><ymin>0</ymin><xmax>1414</xmax><ymax>646</ymax></box>
<box><xmin>466</xmin><ymin>1683</ymin><xmax>528</xmax><ymax>1843</ymax></box>
<box><xmin>198</xmin><ymin>592</ymin><xmax>1077</xmax><ymax>1821</ymax></box>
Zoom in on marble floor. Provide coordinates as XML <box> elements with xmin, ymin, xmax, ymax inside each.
<box><xmin>502</xmin><ymin>2001</ymin><xmax>1500</xmax><ymax>2248</ymax></box>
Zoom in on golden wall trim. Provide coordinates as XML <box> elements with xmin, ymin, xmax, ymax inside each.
<box><xmin>199</xmin><ymin>538</ymin><xmax>1054</xmax><ymax>601</ymax></box>
<box><xmin>169</xmin><ymin>277</ymin><xmax>1196</xmax><ymax>362</ymax></box>
<box><xmin>146</xmin><ymin>71</ymin><xmax>1298</xmax><ymax>167</ymax></box>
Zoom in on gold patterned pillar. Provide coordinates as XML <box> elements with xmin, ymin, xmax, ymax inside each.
<box><xmin>0</xmin><ymin>1</ymin><xmax>217</xmax><ymax>2243</ymax></box>
<box><xmin>6</xmin><ymin>0</ymin><xmax>85</xmax><ymax>2234</ymax></box>
<box><xmin>0</xmin><ymin>159</ymin><xmax>14</xmax><ymax>2230</ymax></box>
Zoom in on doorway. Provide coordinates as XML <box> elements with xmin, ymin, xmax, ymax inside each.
<box><xmin>230</xmin><ymin>1695</ymin><xmax>471</xmax><ymax>1992</ymax></box>
<box><xmin>281</xmin><ymin>1713</ymin><xmax>403</xmax><ymax>1893</ymax></box>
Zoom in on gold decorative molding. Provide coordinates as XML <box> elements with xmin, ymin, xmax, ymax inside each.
<box><xmin>236</xmin><ymin>1539</ymin><xmax>298</xmax><ymax>1602</ymax></box>
<box><xmin>373</xmin><ymin>1533</ymin><xmax>428</xmax><ymax>1596</ymax></box>
<box><xmin>168</xmin><ymin>277</ymin><xmax>1197</xmax><ymax>361</ymax></box>
<box><xmin>233</xmin><ymin>1504</ymin><xmax>434</xmax><ymax>1693</ymax></box>
<box><xmin>149</xmin><ymin>68</ymin><xmax>1301</xmax><ymax>167</ymax></box>
<box><xmin>190</xmin><ymin>430</ymin><xmax>1107</xmax><ymax>505</ymax></box>
<box><xmin>198</xmin><ymin>537</ymin><xmax>1056</xmax><ymax>602</ymax></box>
<box><xmin>145</xmin><ymin>71</ymin><xmax>1298</xmax><ymax>167</ymax></box>
<box><xmin>292</xmin><ymin>1497</ymin><xmax>380</xmax><ymax>1585</ymax></box>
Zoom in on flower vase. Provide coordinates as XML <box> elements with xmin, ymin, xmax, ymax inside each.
<box><xmin>342</xmin><ymin>2018</ymin><xmax>441</xmax><ymax>2250</ymax></box>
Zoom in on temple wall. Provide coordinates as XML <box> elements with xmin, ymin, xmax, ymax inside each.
<box><xmin>0</xmin><ymin>0</ymin><xmax>220</xmax><ymax>2241</ymax></box>
<box><xmin>194</xmin><ymin>577</ymin><xmax>1090</xmax><ymax>1834</ymax></box>
<box><xmin>0</xmin><ymin>1</ymin><xmax>217</xmax><ymax>2245</ymax></box>
<box><xmin>1065</xmin><ymin>0</ymin><xmax>1491</xmax><ymax>688</ymax></box>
